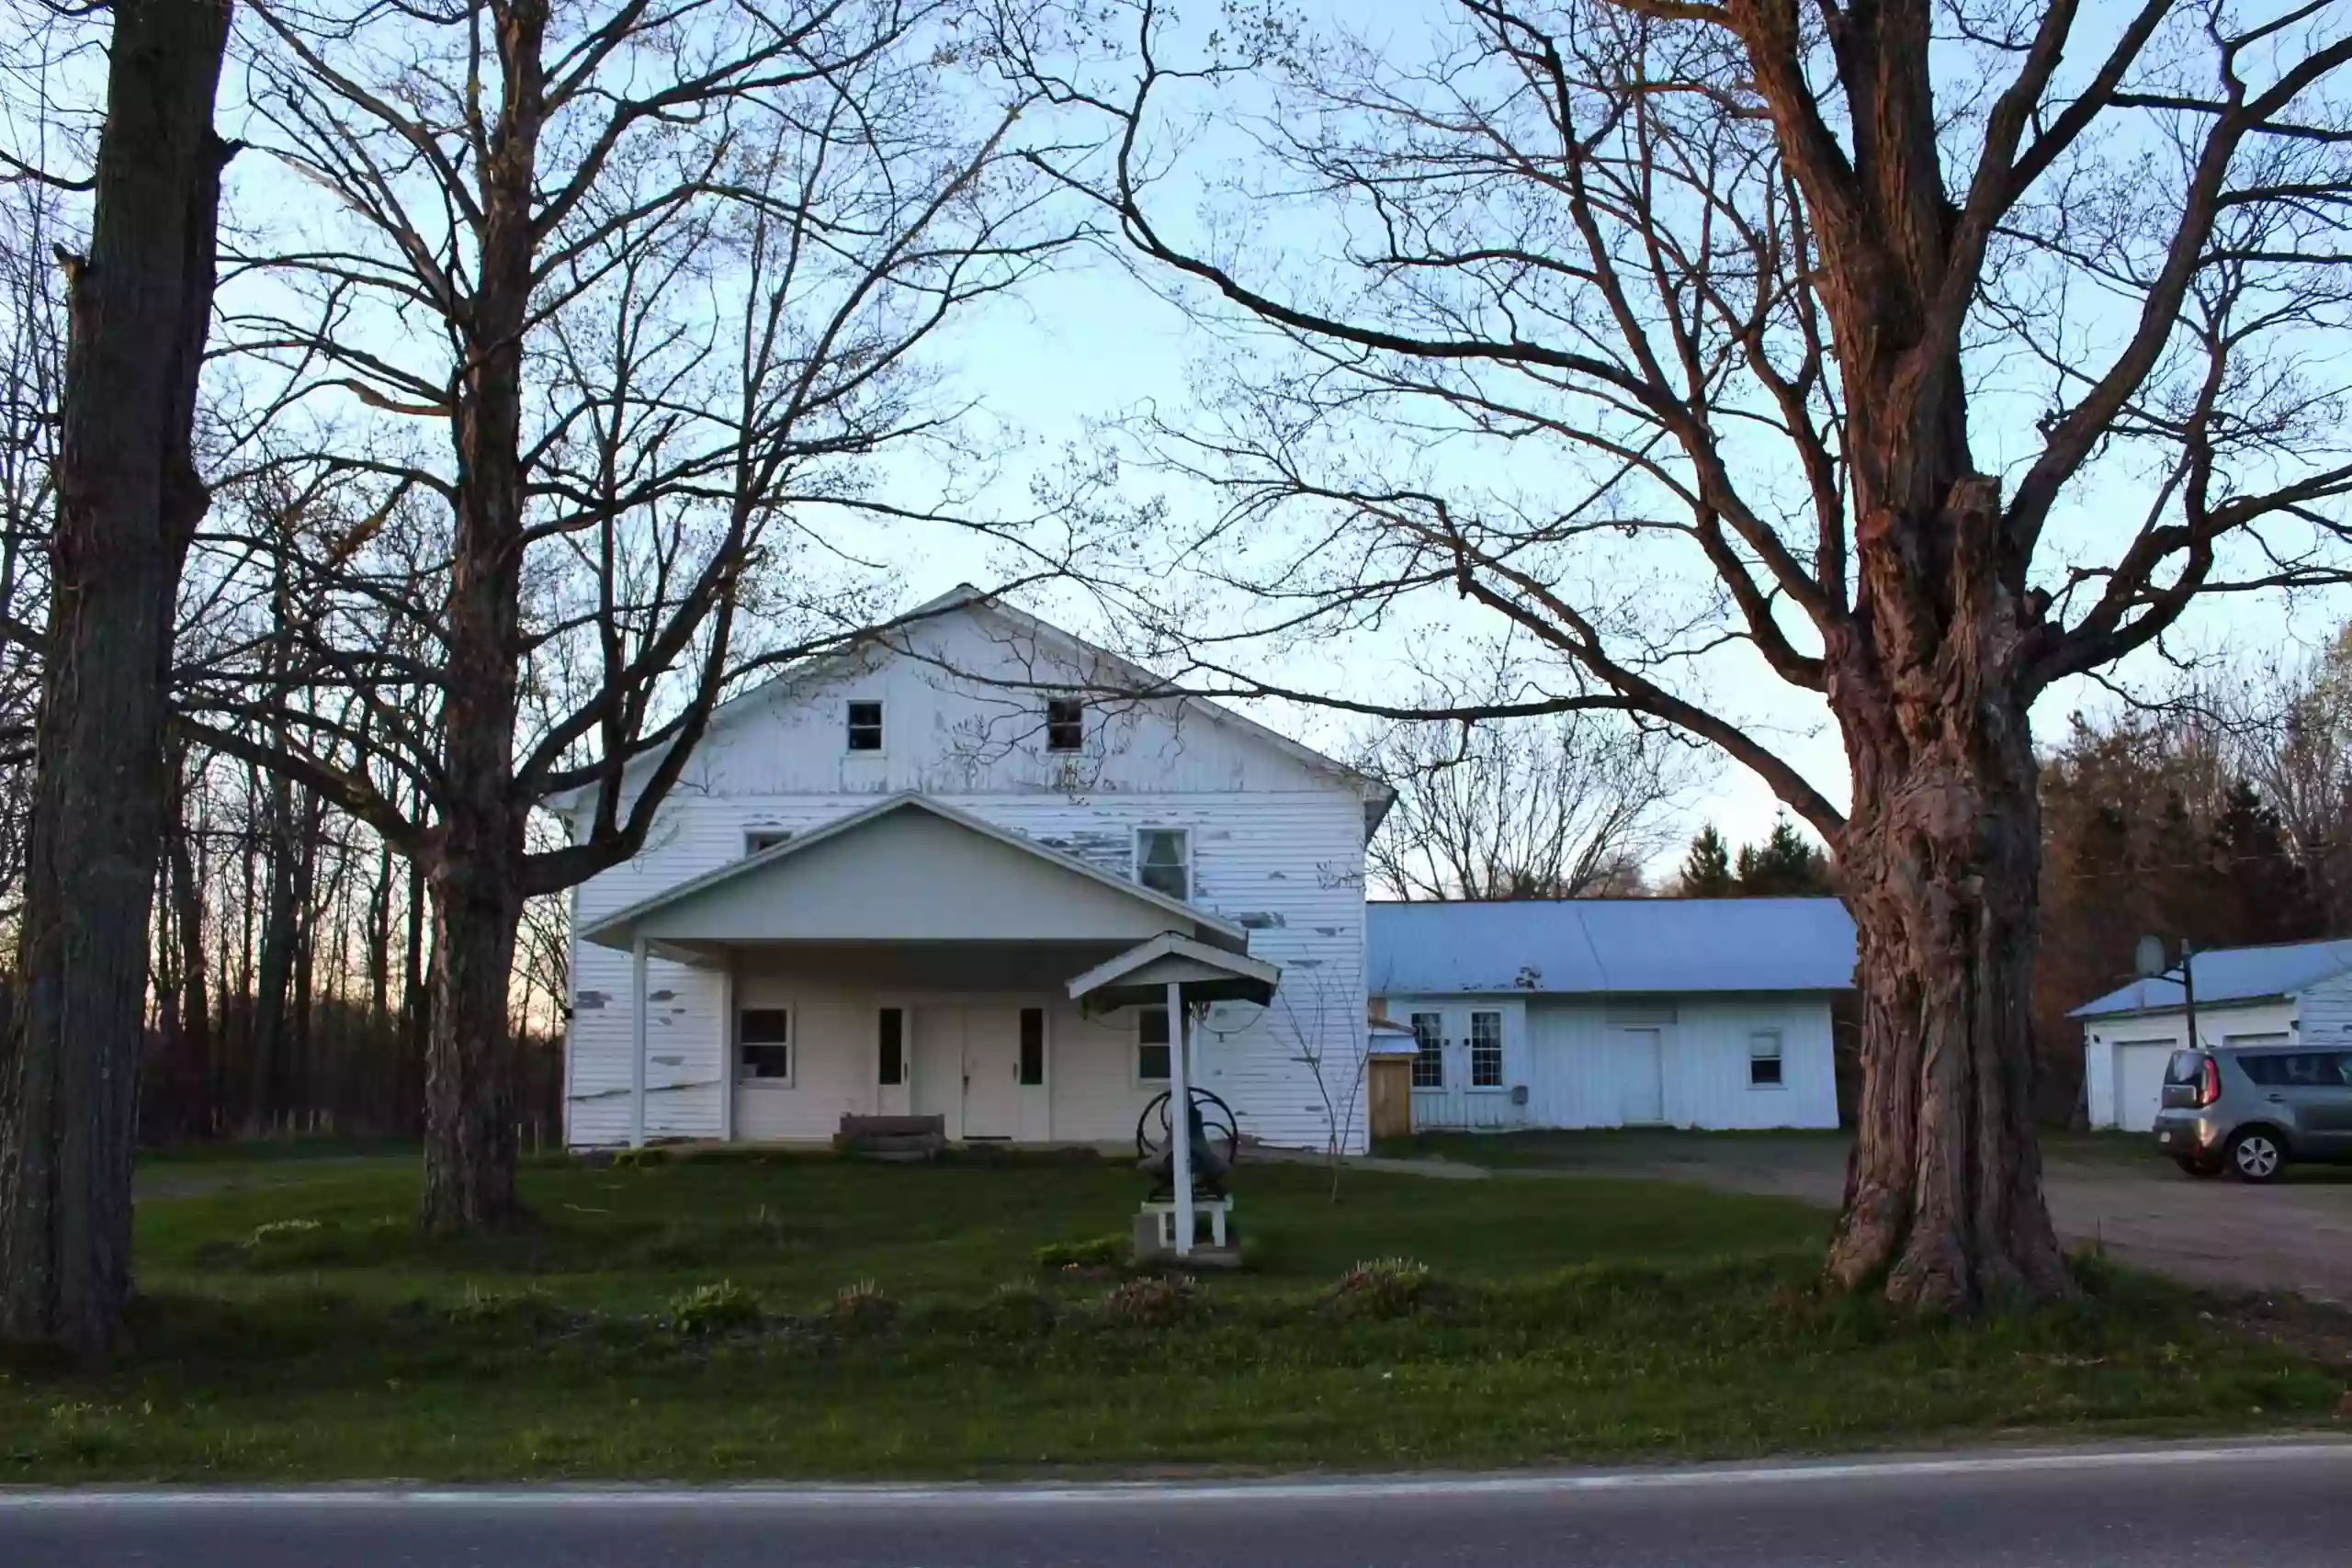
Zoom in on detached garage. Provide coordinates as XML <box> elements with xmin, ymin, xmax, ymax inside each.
<box><xmin>1366</xmin><ymin>898</ymin><xmax>1854</xmax><ymax>1133</ymax></box>
<box><xmin>2073</xmin><ymin>938</ymin><xmax>2352</xmax><ymax>1131</ymax></box>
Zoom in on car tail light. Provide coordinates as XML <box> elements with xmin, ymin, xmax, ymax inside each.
<box><xmin>2194</xmin><ymin>1056</ymin><xmax>2222</xmax><ymax>1109</ymax></box>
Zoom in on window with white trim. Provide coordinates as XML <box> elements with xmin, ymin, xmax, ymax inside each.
<box><xmin>845</xmin><ymin>700</ymin><xmax>883</xmax><ymax>752</ymax></box>
<box><xmin>744</xmin><ymin>829</ymin><xmax>792</xmax><ymax>855</ymax></box>
<box><xmin>1136</xmin><ymin>829</ymin><xmax>1190</xmax><ymax>900</ymax></box>
<box><xmin>1748</xmin><ymin>1030</ymin><xmax>1784</xmax><ymax>1088</ymax></box>
<box><xmin>1046</xmin><ymin>697</ymin><xmax>1084</xmax><ymax>753</ymax></box>
<box><xmin>1470</xmin><ymin>1010</ymin><xmax>1504</xmax><ymax>1088</ymax></box>
<box><xmin>738</xmin><ymin>1008</ymin><xmax>791</xmax><ymax>1082</ymax></box>
<box><xmin>1137</xmin><ymin>1006</ymin><xmax>1171</xmax><ymax>1083</ymax></box>
<box><xmin>1410</xmin><ymin>1011</ymin><xmax>1443</xmax><ymax>1089</ymax></box>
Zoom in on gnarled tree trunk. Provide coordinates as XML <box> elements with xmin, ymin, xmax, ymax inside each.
<box><xmin>421</xmin><ymin>852</ymin><xmax>523</xmax><ymax>1232</ymax></box>
<box><xmin>0</xmin><ymin>0</ymin><xmax>232</xmax><ymax>1357</ymax></box>
<box><xmin>1824</xmin><ymin>479</ymin><xmax>2072</xmax><ymax>1310</ymax></box>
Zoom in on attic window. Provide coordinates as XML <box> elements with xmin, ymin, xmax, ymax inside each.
<box><xmin>744</xmin><ymin>829</ymin><xmax>792</xmax><ymax>856</ymax></box>
<box><xmin>1046</xmin><ymin>697</ymin><xmax>1084</xmax><ymax>753</ymax></box>
<box><xmin>846</xmin><ymin>700</ymin><xmax>883</xmax><ymax>752</ymax></box>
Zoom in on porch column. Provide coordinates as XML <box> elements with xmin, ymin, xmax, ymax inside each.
<box><xmin>630</xmin><ymin>935</ymin><xmax>649</xmax><ymax>1149</ymax></box>
<box><xmin>1166</xmin><ymin>977</ymin><xmax>1193</xmax><ymax>1258</ymax></box>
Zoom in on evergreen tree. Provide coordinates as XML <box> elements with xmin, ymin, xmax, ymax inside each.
<box><xmin>1678</xmin><ymin>825</ymin><xmax>1736</xmax><ymax>897</ymax></box>
<box><xmin>1735</xmin><ymin>818</ymin><xmax>1836</xmax><ymax>896</ymax></box>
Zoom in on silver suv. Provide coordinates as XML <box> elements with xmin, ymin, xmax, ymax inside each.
<box><xmin>2154</xmin><ymin>1045</ymin><xmax>2352</xmax><ymax>1182</ymax></box>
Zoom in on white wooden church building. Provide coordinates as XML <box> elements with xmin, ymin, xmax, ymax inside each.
<box><xmin>551</xmin><ymin>588</ymin><xmax>1389</xmax><ymax>1154</ymax></box>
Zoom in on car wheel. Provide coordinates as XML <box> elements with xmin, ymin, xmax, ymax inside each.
<box><xmin>2175</xmin><ymin>1155</ymin><xmax>2223</xmax><ymax>1179</ymax></box>
<box><xmin>2227</xmin><ymin>1129</ymin><xmax>2287</xmax><ymax>1184</ymax></box>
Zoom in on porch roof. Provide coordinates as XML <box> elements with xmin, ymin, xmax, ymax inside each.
<box><xmin>580</xmin><ymin>792</ymin><xmax>1250</xmax><ymax>957</ymax></box>
<box><xmin>1066</xmin><ymin>931</ymin><xmax>1281</xmax><ymax>1014</ymax></box>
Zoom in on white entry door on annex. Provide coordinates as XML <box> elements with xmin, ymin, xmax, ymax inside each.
<box><xmin>1615</xmin><ymin>1026</ymin><xmax>1665</xmax><ymax>1124</ymax></box>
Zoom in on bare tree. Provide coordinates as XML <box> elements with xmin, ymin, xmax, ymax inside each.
<box><xmin>1361</xmin><ymin>711</ymin><xmax>1702</xmax><ymax>899</ymax></box>
<box><xmin>0</xmin><ymin>0</ymin><xmax>233</xmax><ymax>1356</ymax></box>
<box><xmin>1012</xmin><ymin>0</ymin><xmax>2352</xmax><ymax>1306</ymax></box>
<box><xmin>179</xmin><ymin>0</ymin><xmax>1074</xmax><ymax>1230</ymax></box>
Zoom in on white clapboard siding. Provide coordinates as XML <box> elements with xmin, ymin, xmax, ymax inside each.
<box><xmin>578</xmin><ymin>609</ymin><xmax>1341</xmax><ymax>807</ymax></box>
<box><xmin>566</xmin><ymin>787</ymin><xmax>1371</xmax><ymax>1153</ymax></box>
<box><xmin>1380</xmin><ymin>993</ymin><xmax>1837</xmax><ymax>1132</ymax></box>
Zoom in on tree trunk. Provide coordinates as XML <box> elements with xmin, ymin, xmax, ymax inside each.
<box><xmin>0</xmin><ymin>0</ymin><xmax>232</xmax><ymax>1357</ymax></box>
<box><xmin>421</xmin><ymin>852</ymin><xmax>523</xmax><ymax>1232</ymax></box>
<box><xmin>416</xmin><ymin>0</ymin><xmax>543</xmax><ymax>1232</ymax></box>
<box><xmin>248</xmin><ymin>771</ymin><xmax>299</xmax><ymax>1131</ymax></box>
<box><xmin>1824</xmin><ymin>479</ymin><xmax>2072</xmax><ymax>1310</ymax></box>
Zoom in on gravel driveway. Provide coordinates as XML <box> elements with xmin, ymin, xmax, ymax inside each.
<box><xmin>1411</xmin><ymin>1133</ymin><xmax>2352</xmax><ymax>1305</ymax></box>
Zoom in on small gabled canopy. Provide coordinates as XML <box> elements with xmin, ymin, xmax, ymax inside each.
<box><xmin>581</xmin><ymin>792</ymin><xmax>1248</xmax><ymax>958</ymax></box>
<box><xmin>1067</xmin><ymin>931</ymin><xmax>1280</xmax><ymax>1015</ymax></box>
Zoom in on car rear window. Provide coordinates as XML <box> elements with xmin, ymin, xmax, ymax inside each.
<box><xmin>2164</xmin><ymin>1051</ymin><xmax>2209</xmax><ymax>1085</ymax></box>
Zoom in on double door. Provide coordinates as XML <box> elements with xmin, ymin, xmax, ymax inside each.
<box><xmin>911</xmin><ymin>1004</ymin><xmax>1025</xmax><ymax>1138</ymax></box>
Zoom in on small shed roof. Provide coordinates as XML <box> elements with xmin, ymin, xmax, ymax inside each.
<box><xmin>2068</xmin><ymin>938</ymin><xmax>2352</xmax><ymax>1021</ymax></box>
<box><xmin>1366</xmin><ymin>897</ymin><xmax>1855</xmax><ymax>997</ymax></box>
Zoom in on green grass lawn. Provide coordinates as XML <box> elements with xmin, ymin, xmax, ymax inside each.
<box><xmin>0</xmin><ymin>1145</ymin><xmax>2342</xmax><ymax>1482</ymax></box>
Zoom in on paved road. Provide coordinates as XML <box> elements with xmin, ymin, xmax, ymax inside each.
<box><xmin>6</xmin><ymin>1441</ymin><xmax>2349</xmax><ymax>1567</ymax></box>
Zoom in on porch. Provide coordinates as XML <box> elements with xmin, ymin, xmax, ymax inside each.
<box><xmin>575</xmin><ymin>793</ymin><xmax>1278</xmax><ymax>1149</ymax></box>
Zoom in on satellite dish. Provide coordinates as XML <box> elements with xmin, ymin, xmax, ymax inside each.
<box><xmin>2133</xmin><ymin>934</ymin><xmax>2167</xmax><ymax>978</ymax></box>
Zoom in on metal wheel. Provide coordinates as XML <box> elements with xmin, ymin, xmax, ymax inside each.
<box><xmin>2228</xmin><ymin>1128</ymin><xmax>2286</xmax><ymax>1184</ymax></box>
<box><xmin>1135</xmin><ymin>1087</ymin><xmax>1238</xmax><ymax>1169</ymax></box>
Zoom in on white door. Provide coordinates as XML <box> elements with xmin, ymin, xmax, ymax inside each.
<box><xmin>911</xmin><ymin>1005</ymin><xmax>964</xmax><ymax>1135</ymax></box>
<box><xmin>2114</xmin><ymin>1043</ymin><xmax>2174</xmax><ymax>1133</ymax></box>
<box><xmin>962</xmin><ymin>1007</ymin><xmax>1021</xmax><ymax>1139</ymax></box>
<box><xmin>1617</xmin><ymin>1027</ymin><xmax>1665</xmax><ymax>1124</ymax></box>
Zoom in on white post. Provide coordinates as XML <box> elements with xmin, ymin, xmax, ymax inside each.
<box><xmin>1166</xmin><ymin>978</ymin><xmax>1193</xmax><ymax>1257</ymax></box>
<box><xmin>630</xmin><ymin>936</ymin><xmax>650</xmax><ymax>1149</ymax></box>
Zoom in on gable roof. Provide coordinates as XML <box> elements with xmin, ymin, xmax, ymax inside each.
<box><xmin>544</xmin><ymin>585</ymin><xmax>1393</xmax><ymax>829</ymax></box>
<box><xmin>2068</xmin><ymin>938</ymin><xmax>2352</xmax><ymax>1021</ymax></box>
<box><xmin>580</xmin><ymin>791</ymin><xmax>1248</xmax><ymax>953</ymax></box>
<box><xmin>1366</xmin><ymin>897</ymin><xmax>1856</xmax><ymax>997</ymax></box>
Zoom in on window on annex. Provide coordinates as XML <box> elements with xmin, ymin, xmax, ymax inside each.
<box><xmin>1137</xmin><ymin>1006</ymin><xmax>1171</xmax><ymax>1083</ymax></box>
<box><xmin>738</xmin><ymin>1008</ymin><xmax>791</xmax><ymax>1082</ymax></box>
<box><xmin>845</xmin><ymin>699</ymin><xmax>883</xmax><ymax>752</ymax></box>
<box><xmin>877</xmin><ymin>1008</ymin><xmax>904</xmax><ymax>1087</ymax></box>
<box><xmin>744</xmin><ymin>829</ymin><xmax>792</xmax><ymax>856</ymax></box>
<box><xmin>1748</xmin><ymin>1030</ymin><xmax>1784</xmax><ymax>1088</ymax></box>
<box><xmin>1019</xmin><ymin>1007</ymin><xmax>1046</xmax><ymax>1086</ymax></box>
<box><xmin>1470</xmin><ymin>1010</ymin><xmax>1504</xmax><ymax>1088</ymax></box>
<box><xmin>1046</xmin><ymin>697</ymin><xmax>1084</xmax><ymax>753</ymax></box>
<box><xmin>1410</xmin><ymin>1011</ymin><xmax>1443</xmax><ymax>1089</ymax></box>
<box><xmin>1136</xmin><ymin>828</ymin><xmax>1190</xmax><ymax>900</ymax></box>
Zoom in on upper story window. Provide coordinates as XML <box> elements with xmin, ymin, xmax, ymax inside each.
<box><xmin>1136</xmin><ymin>828</ymin><xmax>1189</xmax><ymax>900</ymax></box>
<box><xmin>845</xmin><ymin>700</ymin><xmax>883</xmax><ymax>752</ymax></box>
<box><xmin>1046</xmin><ymin>696</ymin><xmax>1085</xmax><ymax>753</ymax></box>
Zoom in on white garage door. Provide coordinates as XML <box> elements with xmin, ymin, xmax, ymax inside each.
<box><xmin>2113</xmin><ymin>1043</ymin><xmax>2175</xmax><ymax>1133</ymax></box>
